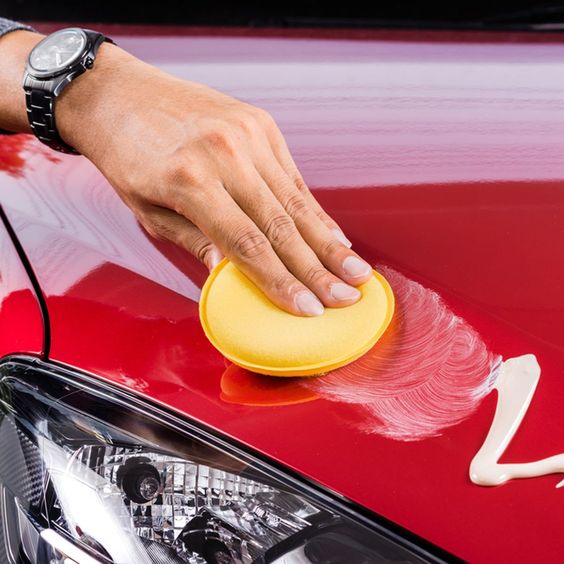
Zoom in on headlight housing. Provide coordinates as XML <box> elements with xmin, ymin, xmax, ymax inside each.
<box><xmin>0</xmin><ymin>357</ymin><xmax>441</xmax><ymax>563</ymax></box>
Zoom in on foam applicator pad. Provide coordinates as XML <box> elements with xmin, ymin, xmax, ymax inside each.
<box><xmin>199</xmin><ymin>259</ymin><xmax>394</xmax><ymax>377</ymax></box>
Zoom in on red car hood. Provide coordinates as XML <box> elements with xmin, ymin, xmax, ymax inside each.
<box><xmin>1</xmin><ymin>27</ymin><xmax>564</xmax><ymax>562</ymax></box>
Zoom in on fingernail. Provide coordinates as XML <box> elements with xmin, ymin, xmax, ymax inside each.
<box><xmin>332</xmin><ymin>228</ymin><xmax>352</xmax><ymax>248</ymax></box>
<box><xmin>343</xmin><ymin>256</ymin><xmax>372</xmax><ymax>278</ymax></box>
<box><xmin>208</xmin><ymin>248</ymin><xmax>224</xmax><ymax>270</ymax></box>
<box><xmin>330</xmin><ymin>282</ymin><xmax>361</xmax><ymax>302</ymax></box>
<box><xmin>295</xmin><ymin>291</ymin><xmax>324</xmax><ymax>316</ymax></box>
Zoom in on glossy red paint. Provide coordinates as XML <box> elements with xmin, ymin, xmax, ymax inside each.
<box><xmin>1</xmin><ymin>29</ymin><xmax>564</xmax><ymax>562</ymax></box>
<box><xmin>0</xmin><ymin>206</ymin><xmax>43</xmax><ymax>358</ymax></box>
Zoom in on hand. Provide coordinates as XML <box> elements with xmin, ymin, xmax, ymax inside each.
<box><xmin>57</xmin><ymin>43</ymin><xmax>373</xmax><ymax>316</ymax></box>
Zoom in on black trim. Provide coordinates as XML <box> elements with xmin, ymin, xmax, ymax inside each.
<box><xmin>24</xmin><ymin>88</ymin><xmax>79</xmax><ymax>155</ymax></box>
<box><xmin>0</xmin><ymin>208</ymin><xmax>51</xmax><ymax>357</ymax></box>
<box><xmin>0</xmin><ymin>355</ymin><xmax>462</xmax><ymax>563</ymax></box>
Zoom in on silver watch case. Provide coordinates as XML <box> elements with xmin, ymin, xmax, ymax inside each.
<box><xmin>23</xmin><ymin>27</ymin><xmax>105</xmax><ymax>96</ymax></box>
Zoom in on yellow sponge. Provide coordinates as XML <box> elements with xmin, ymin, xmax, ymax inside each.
<box><xmin>199</xmin><ymin>259</ymin><xmax>394</xmax><ymax>377</ymax></box>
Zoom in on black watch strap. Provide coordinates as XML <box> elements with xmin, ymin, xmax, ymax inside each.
<box><xmin>25</xmin><ymin>88</ymin><xmax>79</xmax><ymax>154</ymax></box>
<box><xmin>23</xmin><ymin>30</ymin><xmax>113</xmax><ymax>155</ymax></box>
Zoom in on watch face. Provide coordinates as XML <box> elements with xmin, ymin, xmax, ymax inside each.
<box><xmin>29</xmin><ymin>29</ymin><xmax>86</xmax><ymax>74</ymax></box>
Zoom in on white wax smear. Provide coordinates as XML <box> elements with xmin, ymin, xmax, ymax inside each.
<box><xmin>304</xmin><ymin>266</ymin><xmax>500</xmax><ymax>441</ymax></box>
<box><xmin>470</xmin><ymin>354</ymin><xmax>564</xmax><ymax>488</ymax></box>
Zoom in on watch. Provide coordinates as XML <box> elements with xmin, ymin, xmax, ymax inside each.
<box><xmin>22</xmin><ymin>27</ymin><xmax>114</xmax><ymax>154</ymax></box>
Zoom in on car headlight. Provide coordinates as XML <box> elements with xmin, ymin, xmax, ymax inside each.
<box><xmin>0</xmin><ymin>357</ymin><xmax>441</xmax><ymax>564</ymax></box>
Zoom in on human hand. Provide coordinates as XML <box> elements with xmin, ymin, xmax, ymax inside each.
<box><xmin>57</xmin><ymin>43</ymin><xmax>373</xmax><ymax>316</ymax></box>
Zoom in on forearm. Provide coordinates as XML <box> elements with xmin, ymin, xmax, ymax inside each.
<box><xmin>0</xmin><ymin>29</ymin><xmax>42</xmax><ymax>132</ymax></box>
<box><xmin>0</xmin><ymin>23</ymin><xmax>371</xmax><ymax>315</ymax></box>
<box><xmin>0</xmin><ymin>25</ymin><xmax>144</xmax><ymax>154</ymax></box>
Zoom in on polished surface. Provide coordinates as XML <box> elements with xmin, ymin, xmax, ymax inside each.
<box><xmin>1</xmin><ymin>28</ymin><xmax>564</xmax><ymax>562</ymax></box>
<box><xmin>0</xmin><ymin>172</ymin><xmax>43</xmax><ymax>357</ymax></box>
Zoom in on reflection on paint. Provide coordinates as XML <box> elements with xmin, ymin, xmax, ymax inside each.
<box><xmin>303</xmin><ymin>266</ymin><xmax>501</xmax><ymax>440</ymax></box>
<box><xmin>0</xmin><ymin>139</ymin><xmax>200</xmax><ymax>302</ymax></box>
<box><xmin>221</xmin><ymin>364</ymin><xmax>318</xmax><ymax>406</ymax></box>
<box><xmin>470</xmin><ymin>355</ymin><xmax>564</xmax><ymax>488</ymax></box>
<box><xmin>0</xmin><ymin>134</ymin><xmax>60</xmax><ymax>176</ymax></box>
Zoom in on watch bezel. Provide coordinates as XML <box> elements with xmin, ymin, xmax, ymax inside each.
<box><xmin>27</xmin><ymin>28</ymin><xmax>90</xmax><ymax>79</ymax></box>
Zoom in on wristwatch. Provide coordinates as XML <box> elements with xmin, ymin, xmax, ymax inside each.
<box><xmin>22</xmin><ymin>27</ymin><xmax>114</xmax><ymax>154</ymax></box>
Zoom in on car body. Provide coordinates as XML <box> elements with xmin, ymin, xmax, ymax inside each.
<box><xmin>1</xmin><ymin>23</ymin><xmax>563</xmax><ymax>563</ymax></box>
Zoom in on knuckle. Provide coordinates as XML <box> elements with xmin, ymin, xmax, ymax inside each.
<box><xmin>263</xmin><ymin>213</ymin><xmax>297</xmax><ymax>247</ymax></box>
<box><xmin>301</xmin><ymin>263</ymin><xmax>329</xmax><ymax>287</ymax></box>
<box><xmin>294</xmin><ymin>175</ymin><xmax>309</xmax><ymax>194</ymax></box>
<box><xmin>235</xmin><ymin>113</ymin><xmax>259</xmax><ymax>136</ymax></box>
<box><xmin>245</xmin><ymin>105</ymin><xmax>287</xmax><ymax>145</ymax></box>
<box><xmin>164</xmin><ymin>155</ymin><xmax>199</xmax><ymax>187</ymax></box>
<box><xmin>195</xmin><ymin>239</ymin><xmax>216</xmax><ymax>264</ymax></box>
<box><xmin>315</xmin><ymin>209</ymin><xmax>328</xmax><ymax>222</ymax></box>
<box><xmin>314</xmin><ymin>208</ymin><xmax>338</xmax><ymax>230</ymax></box>
<box><xmin>320</xmin><ymin>236</ymin><xmax>342</xmax><ymax>258</ymax></box>
<box><xmin>255</xmin><ymin>107</ymin><xmax>278</xmax><ymax>132</ymax></box>
<box><xmin>202</xmin><ymin>126</ymin><xmax>236</xmax><ymax>156</ymax></box>
<box><xmin>230</xmin><ymin>227</ymin><xmax>270</xmax><ymax>260</ymax></box>
<box><xmin>283</xmin><ymin>192</ymin><xmax>309</xmax><ymax>218</ymax></box>
<box><xmin>270</xmin><ymin>272</ymin><xmax>295</xmax><ymax>296</ymax></box>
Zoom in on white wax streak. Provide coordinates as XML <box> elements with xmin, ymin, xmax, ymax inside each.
<box><xmin>470</xmin><ymin>355</ymin><xmax>564</xmax><ymax>488</ymax></box>
<box><xmin>304</xmin><ymin>267</ymin><xmax>500</xmax><ymax>440</ymax></box>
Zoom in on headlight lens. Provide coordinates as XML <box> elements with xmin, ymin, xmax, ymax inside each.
<box><xmin>0</xmin><ymin>358</ymin><xmax>435</xmax><ymax>563</ymax></box>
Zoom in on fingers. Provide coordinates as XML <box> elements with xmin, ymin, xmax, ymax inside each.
<box><xmin>139</xmin><ymin>205</ymin><xmax>223</xmax><ymax>271</ymax></box>
<box><xmin>250</xmin><ymin>151</ymin><xmax>373</xmax><ymax>288</ymax></box>
<box><xmin>223</xmin><ymin>168</ymin><xmax>363</xmax><ymax>309</ymax></box>
<box><xmin>172</xmin><ymin>185</ymin><xmax>327</xmax><ymax>317</ymax></box>
<box><xmin>135</xmin><ymin>106</ymin><xmax>371</xmax><ymax>318</ymax></box>
<box><xmin>261</xmin><ymin>115</ymin><xmax>353</xmax><ymax>248</ymax></box>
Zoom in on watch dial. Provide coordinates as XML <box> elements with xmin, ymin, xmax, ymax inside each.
<box><xmin>29</xmin><ymin>29</ymin><xmax>86</xmax><ymax>73</ymax></box>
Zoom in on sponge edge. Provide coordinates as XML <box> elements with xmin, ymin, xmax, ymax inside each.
<box><xmin>199</xmin><ymin>259</ymin><xmax>395</xmax><ymax>377</ymax></box>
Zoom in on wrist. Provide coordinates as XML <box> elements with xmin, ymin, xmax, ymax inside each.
<box><xmin>55</xmin><ymin>42</ymin><xmax>142</xmax><ymax>156</ymax></box>
<box><xmin>0</xmin><ymin>30</ymin><xmax>43</xmax><ymax>133</ymax></box>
